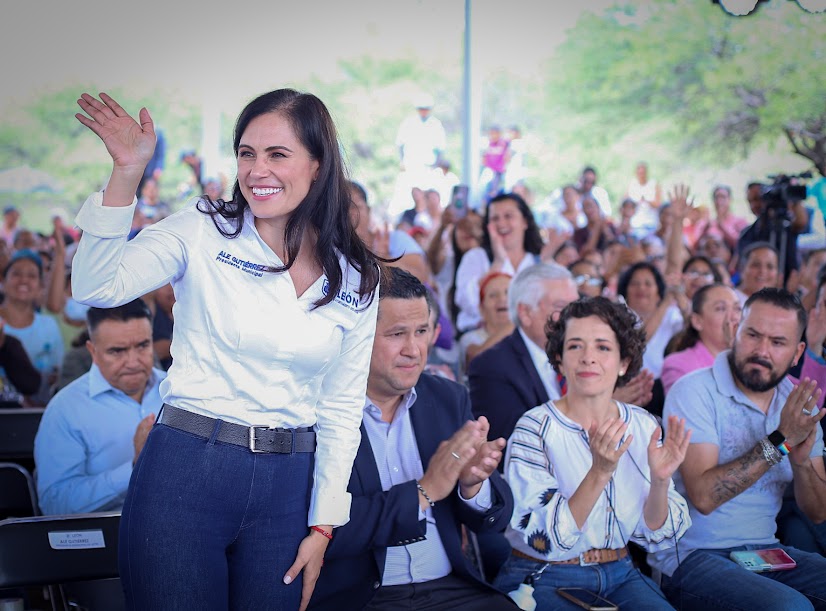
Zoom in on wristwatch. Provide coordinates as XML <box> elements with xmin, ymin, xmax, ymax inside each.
<box><xmin>768</xmin><ymin>430</ymin><xmax>791</xmax><ymax>457</ymax></box>
<box><xmin>768</xmin><ymin>430</ymin><xmax>785</xmax><ymax>448</ymax></box>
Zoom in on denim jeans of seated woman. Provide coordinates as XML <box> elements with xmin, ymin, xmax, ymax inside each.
<box><xmin>119</xmin><ymin>422</ymin><xmax>313</xmax><ymax>610</ymax></box>
<box><xmin>493</xmin><ymin>554</ymin><xmax>672</xmax><ymax>610</ymax></box>
<box><xmin>661</xmin><ymin>544</ymin><xmax>826</xmax><ymax>611</ymax></box>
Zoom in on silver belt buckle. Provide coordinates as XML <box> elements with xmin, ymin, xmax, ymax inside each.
<box><xmin>579</xmin><ymin>552</ymin><xmax>598</xmax><ymax>566</ymax></box>
<box><xmin>249</xmin><ymin>425</ymin><xmax>274</xmax><ymax>453</ymax></box>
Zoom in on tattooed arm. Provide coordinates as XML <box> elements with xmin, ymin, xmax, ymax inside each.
<box><xmin>678</xmin><ymin>442</ymin><xmax>772</xmax><ymax>515</ymax></box>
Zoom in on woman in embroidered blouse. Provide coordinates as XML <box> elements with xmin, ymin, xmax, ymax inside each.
<box><xmin>72</xmin><ymin>91</ymin><xmax>381</xmax><ymax>611</ymax></box>
<box><xmin>494</xmin><ymin>297</ymin><xmax>691</xmax><ymax>609</ymax></box>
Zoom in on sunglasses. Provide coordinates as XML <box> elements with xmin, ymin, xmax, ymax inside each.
<box><xmin>574</xmin><ymin>274</ymin><xmax>603</xmax><ymax>287</ymax></box>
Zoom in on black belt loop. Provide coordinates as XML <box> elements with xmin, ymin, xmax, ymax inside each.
<box><xmin>208</xmin><ymin>418</ymin><xmax>221</xmax><ymax>446</ymax></box>
<box><xmin>290</xmin><ymin>428</ymin><xmax>296</xmax><ymax>457</ymax></box>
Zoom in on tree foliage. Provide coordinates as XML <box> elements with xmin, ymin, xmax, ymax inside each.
<box><xmin>548</xmin><ymin>0</ymin><xmax>826</xmax><ymax>175</ymax></box>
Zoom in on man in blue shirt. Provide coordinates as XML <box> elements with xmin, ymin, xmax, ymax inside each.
<box><xmin>310</xmin><ymin>267</ymin><xmax>515</xmax><ymax>610</ymax></box>
<box><xmin>34</xmin><ymin>299</ymin><xmax>164</xmax><ymax>515</ymax></box>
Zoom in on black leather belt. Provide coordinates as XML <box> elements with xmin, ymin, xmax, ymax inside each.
<box><xmin>159</xmin><ymin>404</ymin><xmax>316</xmax><ymax>454</ymax></box>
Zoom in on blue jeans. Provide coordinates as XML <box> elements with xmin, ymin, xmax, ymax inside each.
<box><xmin>493</xmin><ymin>554</ymin><xmax>672</xmax><ymax>610</ymax></box>
<box><xmin>119</xmin><ymin>422</ymin><xmax>313</xmax><ymax>610</ymax></box>
<box><xmin>662</xmin><ymin>544</ymin><xmax>826</xmax><ymax>610</ymax></box>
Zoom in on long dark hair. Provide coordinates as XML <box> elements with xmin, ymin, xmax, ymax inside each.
<box><xmin>197</xmin><ymin>89</ymin><xmax>379</xmax><ymax>308</ymax></box>
<box><xmin>666</xmin><ymin>282</ymin><xmax>724</xmax><ymax>354</ymax></box>
<box><xmin>481</xmin><ymin>193</ymin><xmax>544</xmax><ymax>262</ymax></box>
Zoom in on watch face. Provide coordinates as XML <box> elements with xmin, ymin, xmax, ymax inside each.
<box><xmin>768</xmin><ymin>430</ymin><xmax>786</xmax><ymax>447</ymax></box>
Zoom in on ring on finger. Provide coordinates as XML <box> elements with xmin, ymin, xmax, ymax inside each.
<box><xmin>451</xmin><ymin>451</ymin><xmax>461</xmax><ymax>460</ymax></box>
<box><xmin>803</xmin><ymin>408</ymin><xmax>813</xmax><ymax>416</ymax></box>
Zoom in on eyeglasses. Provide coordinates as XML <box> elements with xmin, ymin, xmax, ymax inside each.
<box><xmin>574</xmin><ymin>274</ymin><xmax>603</xmax><ymax>287</ymax></box>
<box><xmin>684</xmin><ymin>271</ymin><xmax>714</xmax><ymax>281</ymax></box>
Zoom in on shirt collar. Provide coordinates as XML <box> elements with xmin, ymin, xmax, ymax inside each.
<box><xmin>87</xmin><ymin>363</ymin><xmax>162</xmax><ymax>401</ymax></box>
<box><xmin>712</xmin><ymin>349</ymin><xmax>792</xmax><ymax>412</ymax></box>
<box><xmin>519</xmin><ymin>327</ymin><xmax>548</xmax><ymax>365</ymax></box>
<box><xmin>364</xmin><ymin>387</ymin><xmax>418</xmax><ymax>424</ymax></box>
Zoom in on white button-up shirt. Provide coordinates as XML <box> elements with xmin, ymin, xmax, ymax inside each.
<box><xmin>72</xmin><ymin>193</ymin><xmax>379</xmax><ymax>527</ymax></box>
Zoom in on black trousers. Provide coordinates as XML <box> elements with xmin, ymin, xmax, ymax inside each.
<box><xmin>364</xmin><ymin>573</ymin><xmax>517</xmax><ymax>611</ymax></box>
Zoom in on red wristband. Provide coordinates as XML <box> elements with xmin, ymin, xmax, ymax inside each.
<box><xmin>311</xmin><ymin>525</ymin><xmax>333</xmax><ymax>540</ymax></box>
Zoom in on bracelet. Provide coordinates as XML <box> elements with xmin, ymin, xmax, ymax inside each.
<box><xmin>777</xmin><ymin>441</ymin><xmax>791</xmax><ymax>456</ymax></box>
<box><xmin>759</xmin><ymin>437</ymin><xmax>783</xmax><ymax>466</ymax></box>
<box><xmin>310</xmin><ymin>526</ymin><xmax>333</xmax><ymax>540</ymax></box>
<box><xmin>416</xmin><ymin>481</ymin><xmax>435</xmax><ymax>507</ymax></box>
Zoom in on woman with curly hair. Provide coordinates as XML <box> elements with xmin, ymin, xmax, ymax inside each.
<box><xmin>494</xmin><ymin>297</ymin><xmax>692</xmax><ymax>609</ymax></box>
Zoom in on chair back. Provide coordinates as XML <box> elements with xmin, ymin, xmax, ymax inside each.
<box><xmin>0</xmin><ymin>462</ymin><xmax>38</xmax><ymax>520</ymax></box>
<box><xmin>0</xmin><ymin>408</ymin><xmax>44</xmax><ymax>461</ymax></box>
<box><xmin>0</xmin><ymin>513</ymin><xmax>120</xmax><ymax>590</ymax></box>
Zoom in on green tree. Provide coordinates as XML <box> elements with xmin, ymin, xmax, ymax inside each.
<box><xmin>548</xmin><ymin>0</ymin><xmax>826</xmax><ymax>176</ymax></box>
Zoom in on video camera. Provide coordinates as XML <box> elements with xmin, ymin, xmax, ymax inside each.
<box><xmin>760</xmin><ymin>171</ymin><xmax>811</xmax><ymax>213</ymax></box>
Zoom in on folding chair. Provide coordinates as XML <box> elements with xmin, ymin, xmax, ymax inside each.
<box><xmin>0</xmin><ymin>513</ymin><xmax>121</xmax><ymax>611</ymax></box>
<box><xmin>0</xmin><ymin>463</ymin><xmax>39</xmax><ymax>520</ymax></box>
<box><xmin>0</xmin><ymin>408</ymin><xmax>44</xmax><ymax>470</ymax></box>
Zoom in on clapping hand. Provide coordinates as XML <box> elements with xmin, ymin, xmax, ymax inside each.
<box><xmin>588</xmin><ymin>418</ymin><xmax>632</xmax><ymax>476</ymax></box>
<box><xmin>458</xmin><ymin>416</ymin><xmax>505</xmax><ymax>498</ymax></box>
<box><xmin>648</xmin><ymin>415</ymin><xmax>691</xmax><ymax>484</ymax></box>
<box><xmin>75</xmin><ymin>93</ymin><xmax>156</xmax><ymax>173</ymax></box>
<box><xmin>779</xmin><ymin>378</ymin><xmax>824</xmax><ymax>450</ymax></box>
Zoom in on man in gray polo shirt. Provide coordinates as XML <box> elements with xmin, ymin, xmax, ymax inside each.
<box><xmin>650</xmin><ymin>288</ymin><xmax>826</xmax><ymax>610</ymax></box>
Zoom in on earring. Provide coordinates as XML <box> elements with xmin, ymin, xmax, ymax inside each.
<box><xmin>619</xmin><ymin>370</ymin><xmax>626</xmax><ymax>376</ymax></box>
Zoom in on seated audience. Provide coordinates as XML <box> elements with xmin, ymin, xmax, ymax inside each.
<box><xmin>734</xmin><ymin>241</ymin><xmax>779</xmax><ymax>306</ymax></box>
<box><xmin>572</xmin><ymin>195</ymin><xmax>617</xmax><ymax>255</ymax></box>
<box><xmin>651</xmin><ymin>288</ymin><xmax>826</xmax><ymax>610</ymax></box>
<box><xmin>661</xmin><ymin>283</ymin><xmax>741</xmax><ymax>395</ymax></box>
<box><xmin>0</xmin><ymin>323</ymin><xmax>41</xmax><ymax>406</ymax></box>
<box><xmin>459</xmin><ymin>272</ymin><xmax>513</xmax><ymax>372</ymax></box>
<box><xmin>617</xmin><ymin>261</ymin><xmax>684</xmax><ymax>413</ymax></box>
<box><xmin>569</xmin><ymin>259</ymin><xmax>605</xmax><ymax>299</ymax></box>
<box><xmin>454</xmin><ymin>193</ymin><xmax>544</xmax><ymax>333</ymax></box>
<box><xmin>494</xmin><ymin>296</ymin><xmax>690</xmax><ymax>609</ymax></box>
<box><xmin>309</xmin><ymin>267</ymin><xmax>515</xmax><ymax>611</ymax></box>
<box><xmin>706</xmin><ymin>184</ymin><xmax>749</xmax><ymax>252</ymax></box>
<box><xmin>1</xmin><ymin>249</ymin><xmax>63</xmax><ymax>405</ymax></box>
<box><xmin>34</xmin><ymin>300</ymin><xmax>163</xmax><ymax>515</ymax></box>
<box><xmin>468</xmin><ymin>264</ymin><xmax>579</xmax><ymax>444</ymax></box>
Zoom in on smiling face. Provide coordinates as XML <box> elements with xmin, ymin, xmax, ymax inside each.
<box><xmin>236</xmin><ymin>112</ymin><xmax>319</xmax><ymax>235</ymax></box>
<box><xmin>558</xmin><ymin>315</ymin><xmax>630</xmax><ymax>399</ymax></box>
<box><xmin>3</xmin><ymin>258</ymin><xmax>41</xmax><ymax>305</ymax></box>
<box><xmin>367</xmin><ymin>296</ymin><xmax>431</xmax><ymax>409</ymax></box>
<box><xmin>480</xmin><ymin>275</ymin><xmax>511</xmax><ymax>327</ymax></box>
<box><xmin>740</xmin><ymin>247</ymin><xmax>778</xmax><ymax>297</ymax></box>
<box><xmin>487</xmin><ymin>198</ymin><xmax>528</xmax><ymax>250</ymax></box>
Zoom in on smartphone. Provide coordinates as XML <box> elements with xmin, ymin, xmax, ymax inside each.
<box><xmin>730</xmin><ymin>548</ymin><xmax>797</xmax><ymax>572</ymax></box>
<box><xmin>556</xmin><ymin>587</ymin><xmax>618</xmax><ymax>611</ymax></box>
<box><xmin>448</xmin><ymin>184</ymin><xmax>469</xmax><ymax>218</ymax></box>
